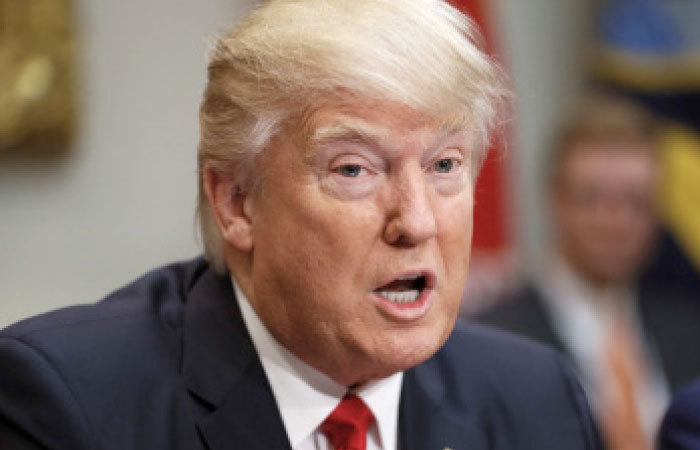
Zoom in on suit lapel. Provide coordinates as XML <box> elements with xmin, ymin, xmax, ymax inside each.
<box><xmin>196</xmin><ymin>361</ymin><xmax>292</xmax><ymax>450</ymax></box>
<box><xmin>182</xmin><ymin>268</ymin><xmax>292</xmax><ymax>450</ymax></box>
<box><xmin>399</xmin><ymin>360</ymin><xmax>489</xmax><ymax>450</ymax></box>
<box><xmin>520</xmin><ymin>285</ymin><xmax>568</xmax><ymax>355</ymax></box>
<box><xmin>638</xmin><ymin>286</ymin><xmax>700</xmax><ymax>391</ymax></box>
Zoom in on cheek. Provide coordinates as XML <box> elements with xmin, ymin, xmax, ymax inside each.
<box><xmin>438</xmin><ymin>198</ymin><xmax>473</xmax><ymax>278</ymax></box>
<box><xmin>257</xmin><ymin>221</ymin><xmax>336</xmax><ymax>297</ymax></box>
<box><xmin>562</xmin><ymin>208</ymin><xmax>594</xmax><ymax>241</ymax></box>
<box><xmin>441</xmin><ymin>193</ymin><xmax>473</xmax><ymax>241</ymax></box>
<box><xmin>302</xmin><ymin>199</ymin><xmax>381</xmax><ymax>268</ymax></box>
<box><xmin>256</xmin><ymin>189</ymin><xmax>381</xmax><ymax>292</ymax></box>
<box><xmin>619</xmin><ymin>222</ymin><xmax>655</xmax><ymax>256</ymax></box>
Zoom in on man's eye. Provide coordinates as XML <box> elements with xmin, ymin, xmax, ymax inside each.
<box><xmin>433</xmin><ymin>158</ymin><xmax>456</xmax><ymax>173</ymax></box>
<box><xmin>336</xmin><ymin>164</ymin><xmax>363</xmax><ymax>177</ymax></box>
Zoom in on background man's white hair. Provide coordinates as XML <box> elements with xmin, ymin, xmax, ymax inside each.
<box><xmin>197</xmin><ymin>0</ymin><xmax>509</xmax><ymax>272</ymax></box>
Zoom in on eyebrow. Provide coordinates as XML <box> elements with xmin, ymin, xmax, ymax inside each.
<box><xmin>309</xmin><ymin>118</ymin><xmax>467</xmax><ymax>151</ymax></box>
<box><xmin>301</xmin><ymin>120</ymin><xmax>384</xmax><ymax>164</ymax></box>
<box><xmin>309</xmin><ymin>122</ymin><xmax>382</xmax><ymax>148</ymax></box>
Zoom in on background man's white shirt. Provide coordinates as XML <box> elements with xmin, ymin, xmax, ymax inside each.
<box><xmin>536</xmin><ymin>256</ymin><xmax>669</xmax><ymax>440</ymax></box>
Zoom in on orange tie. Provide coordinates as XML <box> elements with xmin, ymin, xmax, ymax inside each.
<box><xmin>600</xmin><ymin>317</ymin><xmax>651</xmax><ymax>450</ymax></box>
<box><xmin>321</xmin><ymin>394</ymin><xmax>375</xmax><ymax>450</ymax></box>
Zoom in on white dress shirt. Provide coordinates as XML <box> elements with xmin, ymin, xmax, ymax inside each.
<box><xmin>535</xmin><ymin>255</ymin><xmax>669</xmax><ymax>440</ymax></box>
<box><xmin>232</xmin><ymin>278</ymin><xmax>403</xmax><ymax>450</ymax></box>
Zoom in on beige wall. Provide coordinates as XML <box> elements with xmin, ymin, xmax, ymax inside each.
<box><xmin>0</xmin><ymin>0</ymin><xmax>256</xmax><ymax>327</ymax></box>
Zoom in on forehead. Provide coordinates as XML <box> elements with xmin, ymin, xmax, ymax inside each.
<box><xmin>560</xmin><ymin>144</ymin><xmax>656</xmax><ymax>183</ymax></box>
<box><xmin>298</xmin><ymin>98</ymin><xmax>469</xmax><ymax>154</ymax></box>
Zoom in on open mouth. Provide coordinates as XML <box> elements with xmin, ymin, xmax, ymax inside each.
<box><xmin>374</xmin><ymin>274</ymin><xmax>428</xmax><ymax>304</ymax></box>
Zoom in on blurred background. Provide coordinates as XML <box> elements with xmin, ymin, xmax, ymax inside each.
<box><xmin>1</xmin><ymin>0</ymin><xmax>698</xmax><ymax>326</ymax></box>
<box><xmin>1</xmin><ymin>0</ymin><xmax>253</xmax><ymax>326</ymax></box>
<box><xmin>3</xmin><ymin>1</ymin><xmax>699</xmax><ymax>448</ymax></box>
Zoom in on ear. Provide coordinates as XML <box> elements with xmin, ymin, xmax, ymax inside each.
<box><xmin>202</xmin><ymin>165</ymin><xmax>255</xmax><ymax>252</ymax></box>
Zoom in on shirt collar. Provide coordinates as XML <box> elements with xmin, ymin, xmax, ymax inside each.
<box><xmin>535</xmin><ymin>253</ymin><xmax>639</xmax><ymax>384</ymax></box>
<box><xmin>232</xmin><ymin>277</ymin><xmax>403</xmax><ymax>450</ymax></box>
<box><xmin>534</xmin><ymin>254</ymin><xmax>669</xmax><ymax>437</ymax></box>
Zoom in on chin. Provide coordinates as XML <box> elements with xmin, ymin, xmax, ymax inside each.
<box><xmin>342</xmin><ymin>352</ymin><xmax>433</xmax><ymax>387</ymax></box>
<box><xmin>367</xmin><ymin>324</ymin><xmax>451</xmax><ymax>378</ymax></box>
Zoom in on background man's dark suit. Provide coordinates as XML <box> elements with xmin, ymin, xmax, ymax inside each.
<box><xmin>659</xmin><ymin>378</ymin><xmax>700</xmax><ymax>450</ymax></box>
<box><xmin>0</xmin><ymin>258</ymin><xmax>599</xmax><ymax>450</ymax></box>
<box><xmin>475</xmin><ymin>282</ymin><xmax>700</xmax><ymax>394</ymax></box>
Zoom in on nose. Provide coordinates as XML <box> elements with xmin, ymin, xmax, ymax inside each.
<box><xmin>383</xmin><ymin>164</ymin><xmax>438</xmax><ymax>246</ymax></box>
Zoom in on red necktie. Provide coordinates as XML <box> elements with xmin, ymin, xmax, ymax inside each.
<box><xmin>321</xmin><ymin>393</ymin><xmax>375</xmax><ymax>450</ymax></box>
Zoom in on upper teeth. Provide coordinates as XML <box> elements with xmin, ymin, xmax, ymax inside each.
<box><xmin>378</xmin><ymin>290</ymin><xmax>420</xmax><ymax>304</ymax></box>
<box><xmin>397</xmin><ymin>275</ymin><xmax>420</xmax><ymax>281</ymax></box>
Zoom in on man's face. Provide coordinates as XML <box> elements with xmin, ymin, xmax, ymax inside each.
<box><xmin>244</xmin><ymin>100</ymin><xmax>474</xmax><ymax>386</ymax></box>
<box><xmin>552</xmin><ymin>145</ymin><xmax>658</xmax><ymax>286</ymax></box>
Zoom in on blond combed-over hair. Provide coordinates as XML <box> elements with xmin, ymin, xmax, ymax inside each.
<box><xmin>197</xmin><ymin>0</ymin><xmax>509</xmax><ymax>272</ymax></box>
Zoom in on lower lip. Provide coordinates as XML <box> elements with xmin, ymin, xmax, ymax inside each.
<box><xmin>371</xmin><ymin>288</ymin><xmax>433</xmax><ymax>321</ymax></box>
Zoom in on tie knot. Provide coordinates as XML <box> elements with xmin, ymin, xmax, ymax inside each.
<box><xmin>321</xmin><ymin>394</ymin><xmax>375</xmax><ymax>450</ymax></box>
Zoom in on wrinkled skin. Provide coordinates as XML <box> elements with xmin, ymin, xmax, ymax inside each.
<box><xmin>208</xmin><ymin>99</ymin><xmax>476</xmax><ymax>386</ymax></box>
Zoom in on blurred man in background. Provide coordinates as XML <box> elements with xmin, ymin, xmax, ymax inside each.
<box><xmin>477</xmin><ymin>94</ymin><xmax>700</xmax><ymax>450</ymax></box>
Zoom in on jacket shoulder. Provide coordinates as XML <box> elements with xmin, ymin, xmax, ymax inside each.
<box><xmin>2</xmin><ymin>257</ymin><xmax>208</xmax><ymax>340</ymax></box>
<box><xmin>0</xmin><ymin>257</ymin><xmax>210</xmax><ymax>449</ymax></box>
<box><xmin>0</xmin><ymin>257</ymin><xmax>211</xmax><ymax>399</ymax></box>
<box><xmin>472</xmin><ymin>283</ymin><xmax>566</xmax><ymax>354</ymax></box>
<box><xmin>402</xmin><ymin>321</ymin><xmax>599</xmax><ymax>449</ymax></box>
<box><xmin>428</xmin><ymin>320</ymin><xmax>574</xmax><ymax>398</ymax></box>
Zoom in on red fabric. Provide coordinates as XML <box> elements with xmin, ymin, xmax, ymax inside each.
<box><xmin>448</xmin><ymin>0</ymin><xmax>511</xmax><ymax>252</ymax></box>
<box><xmin>321</xmin><ymin>394</ymin><xmax>375</xmax><ymax>450</ymax></box>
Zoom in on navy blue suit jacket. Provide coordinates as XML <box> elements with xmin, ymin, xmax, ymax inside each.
<box><xmin>659</xmin><ymin>378</ymin><xmax>700</xmax><ymax>450</ymax></box>
<box><xmin>0</xmin><ymin>258</ymin><xmax>599</xmax><ymax>449</ymax></box>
